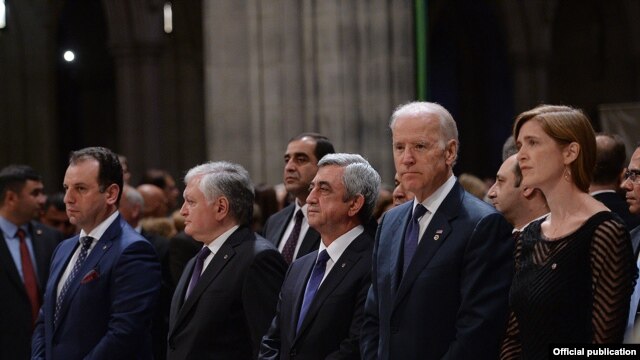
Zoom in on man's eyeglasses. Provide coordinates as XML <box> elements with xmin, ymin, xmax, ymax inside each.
<box><xmin>624</xmin><ymin>169</ymin><xmax>640</xmax><ymax>184</ymax></box>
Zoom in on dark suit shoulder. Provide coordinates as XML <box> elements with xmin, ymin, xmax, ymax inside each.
<box><xmin>262</xmin><ymin>204</ymin><xmax>295</xmax><ymax>240</ymax></box>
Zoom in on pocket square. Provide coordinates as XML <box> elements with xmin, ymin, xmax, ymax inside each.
<box><xmin>81</xmin><ymin>269</ymin><xmax>100</xmax><ymax>284</ymax></box>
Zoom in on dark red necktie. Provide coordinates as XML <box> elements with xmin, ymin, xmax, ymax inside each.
<box><xmin>281</xmin><ymin>210</ymin><xmax>304</xmax><ymax>264</ymax></box>
<box><xmin>16</xmin><ymin>228</ymin><xmax>40</xmax><ymax>326</ymax></box>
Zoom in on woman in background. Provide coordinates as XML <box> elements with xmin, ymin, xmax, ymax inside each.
<box><xmin>500</xmin><ymin>105</ymin><xmax>636</xmax><ymax>359</ymax></box>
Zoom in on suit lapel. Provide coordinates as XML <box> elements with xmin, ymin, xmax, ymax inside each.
<box><xmin>394</xmin><ymin>183</ymin><xmax>462</xmax><ymax>309</ymax></box>
<box><xmin>54</xmin><ymin>217</ymin><xmax>121</xmax><ymax>330</ymax></box>
<box><xmin>288</xmin><ymin>254</ymin><xmax>316</xmax><ymax>343</ymax></box>
<box><xmin>294</xmin><ymin>233</ymin><xmax>368</xmax><ymax>341</ymax></box>
<box><xmin>29</xmin><ymin>222</ymin><xmax>51</xmax><ymax>288</ymax></box>
<box><xmin>274</xmin><ymin>204</ymin><xmax>295</xmax><ymax>247</ymax></box>
<box><xmin>386</xmin><ymin>202</ymin><xmax>412</xmax><ymax>292</ymax></box>
<box><xmin>171</xmin><ymin>227</ymin><xmax>250</xmax><ymax>332</ymax></box>
<box><xmin>296</xmin><ymin>228</ymin><xmax>320</xmax><ymax>260</ymax></box>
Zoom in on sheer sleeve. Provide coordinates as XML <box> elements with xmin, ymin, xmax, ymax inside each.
<box><xmin>589</xmin><ymin>218</ymin><xmax>637</xmax><ymax>343</ymax></box>
<box><xmin>500</xmin><ymin>232</ymin><xmax>522</xmax><ymax>359</ymax></box>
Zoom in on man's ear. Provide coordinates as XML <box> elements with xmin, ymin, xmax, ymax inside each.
<box><xmin>444</xmin><ymin>140</ymin><xmax>458</xmax><ymax>167</ymax></box>
<box><xmin>347</xmin><ymin>195</ymin><xmax>365</xmax><ymax>218</ymax></box>
<box><xmin>522</xmin><ymin>186</ymin><xmax>535</xmax><ymax>198</ymax></box>
<box><xmin>105</xmin><ymin>184</ymin><xmax>120</xmax><ymax>205</ymax></box>
<box><xmin>214</xmin><ymin>196</ymin><xmax>230</xmax><ymax>221</ymax></box>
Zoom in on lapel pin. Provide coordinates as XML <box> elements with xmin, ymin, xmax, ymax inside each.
<box><xmin>341</xmin><ymin>263</ymin><xmax>346</xmax><ymax>268</ymax></box>
<box><xmin>36</xmin><ymin>229</ymin><xmax>43</xmax><ymax>235</ymax></box>
<box><xmin>223</xmin><ymin>254</ymin><xmax>229</xmax><ymax>260</ymax></box>
<box><xmin>433</xmin><ymin>235</ymin><xmax>440</xmax><ymax>241</ymax></box>
<box><xmin>103</xmin><ymin>245</ymin><xmax>107</xmax><ymax>250</ymax></box>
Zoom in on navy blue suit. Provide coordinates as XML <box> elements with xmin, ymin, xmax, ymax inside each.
<box><xmin>361</xmin><ymin>182</ymin><xmax>513</xmax><ymax>360</ymax></box>
<box><xmin>260</xmin><ymin>231</ymin><xmax>373</xmax><ymax>360</ymax></box>
<box><xmin>32</xmin><ymin>215</ymin><xmax>161</xmax><ymax>360</ymax></box>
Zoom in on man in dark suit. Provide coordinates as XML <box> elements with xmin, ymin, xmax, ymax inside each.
<box><xmin>32</xmin><ymin>147</ymin><xmax>161</xmax><ymax>359</ymax></box>
<box><xmin>622</xmin><ymin>144</ymin><xmax>640</xmax><ymax>340</ymax></box>
<box><xmin>262</xmin><ymin>133</ymin><xmax>335</xmax><ymax>264</ymax></box>
<box><xmin>120</xmin><ymin>184</ymin><xmax>172</xmax><ymax>360</ymax></box>
<box><xmin>260</xmin><ymin>153</ymin><xmax>380</xmax><ymax>359</ymax></box>
<box><xmin>361</xmin><ymin>102</ymin><xmax>514</xmax><ymax>360</ymax></box>
<box><xmin>590</xmin><ymin>133</ymin><xmax>640</xmax><ymax>230</ymax></box>
<box><xmin>167</xmin><ymin>161</ymin><xmax>287</xmax><ymax>359</ymax></box>
<box><xmin>0</xmin><ymin>165</ymin><xmax>62</xmax><ymax>360</ymax></box>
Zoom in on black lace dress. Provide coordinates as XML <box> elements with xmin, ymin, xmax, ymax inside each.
<box><xmin>501</xmin><ymin>211</ymin><xmax>636</xmax><ymax>360</ymax></box>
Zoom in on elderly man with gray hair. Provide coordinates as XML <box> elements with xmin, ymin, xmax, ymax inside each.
<box><xmin>260</xmin><ymin>153</ymin><xmax>380</xmax><ymax>360</ymax></box>
<box><xmin>167</xmin><ymin>161</ymin><xmax>287</xmax><ymax>360</ymax></box>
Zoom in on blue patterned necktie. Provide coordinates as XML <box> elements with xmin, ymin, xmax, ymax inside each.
<box><xmin>403</xmin><ymin>204</ymin><xmax>427</xmax><ymax>275</ymax></box>
<box><xmin>185</xmin><ymin>246</ymin><xmax>212</xmax><ymax>299</ymax></box>
<box><xmin>55</xmin><ymin>236</ymin><xmax>93</xmax><ymax>327</ymax></box>
<box><xmin>297</xmin><ymin>250</ymin><xmax>330</xmax><ymax>333</ymax></box>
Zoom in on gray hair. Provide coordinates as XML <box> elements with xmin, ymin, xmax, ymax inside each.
<box><xmin>317</xmin><ymin>153</ymin><xmax>381</xmax><ymax>224</ymax></box>
<box><xmin>184</xmin><ymin>161</ymin><xmax>254</xmax><ymax>226</ymax></box>
<box><xmin>389</xmin><ymin>102</ymin><xmax>457</xmax><ymax>140</ymax></box>
<box><xmin>123</xmin><ymin>184</ymin><xmax>144</xmax><ymax>208</ymax></box>
<box><xmin>389</xmin><ymin>101</ymin><xmax>459</xmax><ymax>164</ymax></box>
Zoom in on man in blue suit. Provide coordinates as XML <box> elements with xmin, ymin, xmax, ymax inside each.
<box><xmin>260</xmin><ymin>153</ymin><xmax>380</xmax><ymax>359</ymax></box>
<box><xmin>361</xmin><ymin>102</ymin><xmax>514</xmax><ymax>360</ymax></box>
<box><xmin>32</xmin><ymin>147</ymin><xmax>161</xmax><ymax>360</ymax></box>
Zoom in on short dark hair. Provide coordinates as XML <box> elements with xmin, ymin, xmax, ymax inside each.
<box><xmin>593</xmin><ymin>133</ymin><xmax>626</xmax><ymax>185</ymax></box>
<box><xmin>513</xmin><ymin>162</ymin><xmax>523</xmax><ymax>188</ymax></box>
<box><xmin>502</xmin><ymin>136</ymin><xmax>518</xmax><ymax>161</ymax></box>
<box><xmin>69</xmin><ymin>147</ymin><xmax>123</xmax><ymax>204</ymax></box>
<box><xmin>289</xmin><ymin>132</ymin><xmax>335</xmax><ymax>163</ymax></box>
<box><xmin>0</xmin><ymin>165</ymin><xmax>42</xmax><ymax>205</ymax></box>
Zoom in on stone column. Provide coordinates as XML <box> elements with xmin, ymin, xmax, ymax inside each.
<box><xmin>202</xmin><ymin>0</ymin><xmax>414</xmax><ymax>185</ymax></box>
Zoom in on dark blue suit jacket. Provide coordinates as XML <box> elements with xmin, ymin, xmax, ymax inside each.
<box><xmin>361</xmin><ymin>182</ymin><xmax>513</xmax><ymax>360</ymax></box>
<box><xmin>31</xmin><ymin>215</ymin><xmax>161</xmax><ymax>360</ymax></box>
<box><xmin>260</xmin><ymin>230</ymin><xmax>373</xmax><ymax>360</ymax></box>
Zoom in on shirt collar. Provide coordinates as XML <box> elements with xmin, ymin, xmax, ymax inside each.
<box><xmin>589</xmin><ymin>189</ymin><xmax>616</xmax><ymax>196</ymax></box>
<box><xmin>413</xmin><ymin>175</ymin><xmax>457</xmax><ymax>215</ymax></box>
<box><xmin>205</xmin><ymin>225</ymin><xmax>240</xmax><ymax>255</ymax></box>
<box><xmin>0</xmin><ymin>216</ymin><xmax>23</xmax><ymax>239</ymax></box>
<box><xmin>515</xmin><ymin>213</ymin><xmax>550</xmax><ymax>233</ymax></box>
<box><xmin>294</xmin><ymin>200</ymin><xmax>309</xmax><ymax>219</ymax></box>
<box><xmin>79</xmin><ymin>210</ymin><xmax>120</xmax><ymax>241</ymax></box>
<box><xmin>318</xmin><ymin>225</ymin><xmax>364</xmax><ymax>263</ymax></box>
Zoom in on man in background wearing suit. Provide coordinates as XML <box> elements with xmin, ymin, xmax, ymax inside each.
<box><xmin>120</xmin><ymin>184</ymin><xmax>172</xmax><ymax>360</ymax></box>
<box><xmin>262</xmin><ymin>133</ymin><xmax>335</xmax><ymax>264</ymax></box>
<box><xmin>32</xmin><ymin>147</ymin><xmax>161</xmax><ymax>359</ymax></box>
<box><xmin>167</xmin><ymin>161</ymin><xmax>287</xmax><ymax>359</ymax></box>
<box><xmin>622</xmin><ymin>144</ymin><xmax>640</xmax><ymax>340</ymax></box>
<box><xmin>0</xmin><ymin>165</ymin><xmax>62</xmax><ymax>360</ymax></box>
<box><xmin>361</xmin><ymin>102</ymin><xmax>513</xmax><ymax>359</ymax></box>
<box><xmin>487</xmin><ymin>154</ymin><xmax>549</xmax><ymax>232</ymax></box>
<box><xmin>260</xmin><ymin>153</ymin><xmax>380</xmax><ymax>359</ymax></box>
<box><xmin>590</xmin><ymin>133</ymin><xmax>640</xmax><ymax>230</ymax></box>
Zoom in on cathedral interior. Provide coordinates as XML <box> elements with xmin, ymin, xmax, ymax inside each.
<box><xmin>1</xmin><ymin>0</ymin><xmax>639</xmax><ymax>191</ymax></box>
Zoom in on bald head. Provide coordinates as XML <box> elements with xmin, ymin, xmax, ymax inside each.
<box><xmin>136</xmin><ymin>184</ymin><xmax>169</xmax><ymax>218</ymax></box>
